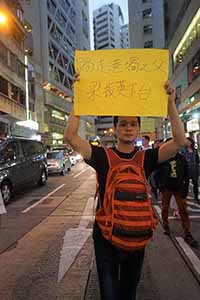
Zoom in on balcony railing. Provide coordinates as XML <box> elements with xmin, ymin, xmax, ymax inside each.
<box><xmin>0</xmin><ymin>92</ymin><xmax>26</xmax><ymax>120</ymax></box>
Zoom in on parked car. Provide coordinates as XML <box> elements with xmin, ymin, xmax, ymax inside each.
<box><xmin>47</xmin><ymin>150</ymin><xmax>71</xmax><ymax>175</ymax></box>
<box><xmin>0</xmin><ymin>137</ymin><xmax>48</xmax><ymax>205</ymax></box>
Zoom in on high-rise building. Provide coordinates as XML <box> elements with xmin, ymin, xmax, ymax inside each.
<box><xmin>121</xmin><ymin>24</ymin><xmax>130</xmax><ymax>49</ymax></box>
<box><xmin>93</xmin><ymin>3</ymin><xmax>124</xmax><ymax>50</ymax></box>
<box><xmin>128</xmin><ymin>0</ymin><xmax>165</xmax><ymax>49</ymax></box>
<box><xmin>21</xmin><ymin>0</ymin><xmax>93</xmax><ymax>145</ymax></box>
<box><xmin>163</xmin><ymin>0</ymin><xmax>200</xmax><ymax>147</ymax></box>
<box><xmin>0</xmin><ymin>0</ymin><xmax>39</xmax><ymax>138</ymax></box>
<box><xmin>128</xmin><ymin>0</ymin><xmax>165</xmax><ymax>140</ymax></box>
<box><xmin>93</xmin><ymin>3</ymin><xmax>129</xmax><ymax>145</ymax></box>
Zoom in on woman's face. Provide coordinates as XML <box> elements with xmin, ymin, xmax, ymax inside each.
<box><xmin>186</xmin><ymin>139</ymin><xmax>192</xmax><ymax>148</ymax></box>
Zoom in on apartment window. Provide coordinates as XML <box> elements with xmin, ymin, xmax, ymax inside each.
<box><xmin>98</xmin><ymin>37</ymin><xmax>109</xmax><ymax>44</ymax></box>
<box><xmin>69</xmin><ymin>7</ymin><xmax>76</xmax><ymax>25</ymax></box>
<box><xmin>68</xmin><ymin>62</ymin><xmax>75</xmax><ymax>76</ymax></box>
<box><xmin>19</xmin><ymin>89</ymin><xmax>26</xmax><ymax>106</ymax></box>
<box><xmin>96</xmin><ymin>24</ymin><xmax>108</xmax><ymax>33</ymax></box>
<box><xmin>96</xmin><ymin>11</ymin><xmax>107</xmax><ymax>19</ymax></box>
<box><xmin>143</xmin><ymin>24</ymin><xmax>152</xmax><ymax>34</ymax></box>
<box><xmin>49</xmin><ymin>42</ymin><xmax>59</xmax><ymax>60</ymax></box>
<box><xmin>0</xmin><ymin>41</ymin><xmax>8</xmax><ymax>65</ymax></box>
<box><xmin>143</xmin><ymin>8</ymin><xmax>152</xmax><ymax>18</ymax></box>
<box><xmin>97</xmin><ymin>30</ymin><xmax>108</xmax><ymax>38</ymax></box>
<box><xmin>60</xmin><ymin>0</ymin><xmax>70</xmax><ymax>13</ymax></box>
<box><xmin>10</xmin><ymin>52</ymin><xmax>18</xmax><ymax>72</ymax></box>
<box><xmin>188</xmin><ymin>50</ymin><xmax>200</xmax><ymax>85</ymax></box>
<box><xmin>66</xmin><ymin>22</ymin><xmax>75</xmax><ymax>41</ymax></box>
<box><xmin>47</xmin><ymin>0</ymin><xmax>57</xmax><ymax>15</ymax></box>
<box><xmin>144</xmin><ymin>40</ymin><xmax>153</xmax><ymax>48</ymax></box>
<box><xmin>98</xmin><ymin>43</ymin><xmax>109</xmax><ymax>49</ymax></box>
<box><xmin>11</xmin><ymin>84</ymin><xmax>19</xmax><ymax>101</ymax></box>
<box><xmin>58</xmin><ymin>69</ymin><xmax>64</xmax><ymax>83</ymax></box>
<box><xmin>0</xmin><ymin>76</ymin><xmax>8</xmax><ymax>96</ymax></box>
<box><xmin>17</xmin><ymin>60</ymin><xmax>25</xmax><ymax>80</ymax></box>
<box><xmin>48</xmin><ymin>16</ymin><xmax>52</xmax><ymax>29</ymax></box>
<box><xmin>50</xmin><ymin>24</ymin><xmax>63</xmax><ymax>44</ymax></box>
<box><xmin>96</xmin><ymin>18</ymin><xmax>108</xmax><ymax>26</ymax></box>
<box><xmin>55</xmin><ymin>9</ymin><xmax>67</xmax><ymax>28</ymax></box>
<box><xmin>57</xmin><ymin>53</ymin><xmax>64</xmax><ymax>68</ymax></box>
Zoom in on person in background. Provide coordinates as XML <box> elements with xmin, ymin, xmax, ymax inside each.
<box><xmin>142</xmin><ymin>135</ymin><xmax>151</xmax><ymax>149</ymax></box>
<box><xmin>154</xmin><ymin>139</ymin><xmax>164</xmax><ymax>149</ymax></box>
<box><xmin>156</xmin><ymin>139</ymin><xmax>198</xmax><ymax>248</ymax></box>
<box><xmin>182</xmin><ymin>137</ymin><xmax>200</xmax><ymax>204</ymax></box>
<box><xmin>149</xmin><ymin>139</ymin><xmax>164</xmax><ymax>200</ymax></box>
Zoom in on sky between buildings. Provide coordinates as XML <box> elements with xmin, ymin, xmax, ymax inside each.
<box><xmin>88</xmin><ymin>0</ymin><xmax>129</xmax><ymax>49</ymax></box>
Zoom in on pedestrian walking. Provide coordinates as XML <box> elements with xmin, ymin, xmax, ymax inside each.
<box><xmin>170</xmin><ymin>195</ymin><xmax>180</xmax><ymax>218</ymax></box>
<box><xmin>156</xmin><ymin>143</ymin><xmax>198</xmax><ymax>248</ymax></box>
<box><xmin>65</xmin><ymin>74</ymin><xmax>186</xmax><ymax>300</ymax></box>
<box><xmin>149</xmin><ymin>139</ymin><xmax>164</xmax><ymax>201</ymax></box>
<box><xmin>182</xmin><ymin>137</ymin><xmax>200</xmax><ymax>204</ymax></box>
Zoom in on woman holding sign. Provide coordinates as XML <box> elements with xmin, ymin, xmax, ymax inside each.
<box><xmin>65</xmin><ymin>72</ymin><xmax>186</xmax><ymax>300</ymax></box>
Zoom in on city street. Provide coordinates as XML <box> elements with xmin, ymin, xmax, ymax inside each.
<box><xmin>0</xmin><ymin>161</ymin><xmax>200</xmax><ymax>300</ymax></box>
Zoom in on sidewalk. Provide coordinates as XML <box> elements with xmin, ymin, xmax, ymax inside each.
<box><xmin>85</xmin><ymin>223</ymin><xmax>200</xmax><ymax>300</ymax></box>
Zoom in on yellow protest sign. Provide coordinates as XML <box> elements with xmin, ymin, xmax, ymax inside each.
<box><xmin>74</xmin><ymin>49</ymin><xmax>169</xmax><ymax>116</ymax></box>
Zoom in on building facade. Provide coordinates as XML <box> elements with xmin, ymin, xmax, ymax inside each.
<box><xmin>121</xmin><ymin>24</ymin><xmax>130</xmax><ymax>49</ymax></box>
<box><xmin>164</xmin><ymin>0</ymin><xmax>200</xmax><ymax>147</ymax></box>
<box><xmin>93</xmin><ymin>3</ymin><xmax>129</xmax><ymax>145</ymax></box>
<box><xmin>21</xmin><ymin>0</ymin><xmax>94</xmax><ymax>146</ymax></box>
<box><xmin>128</xmin><ymin>0</ymin><xmax>165</xmax><ymax>49</ymax></box>
<box><xmin>0</xmin><ymin>0</ymin><xmax>39</xmax><ymax>138</ymax></box>
<box><xmin>128</xmin><ymin>0</ymin><xmax>165</xmax><ymax>140</ymax></box>
<box><xmin>93</xmin><ymin>3</ymin><xmax>124</xmax><ymax>50</ymax></box>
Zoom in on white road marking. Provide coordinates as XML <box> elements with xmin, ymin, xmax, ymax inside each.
<box><xmin>73</xmin><ymin>167</ymin><xmax>89</xmax><ymax>178</ymax></box>
<box><xmin>57</xmin><ymin>228</ymin><xmax>92</xmax><ymax>283</ymax></box>
<box><xmin>0</xmin><ymin>192</ymin><xmax>6</xmax><ymax>214</ymax></box>
<box><xmin>79</xmin><ymin>197</ymin><xmax>95</xmax><ymax>228</ymax></box>
<box><xmin>187</xmin><ymin>201</ymin><xmax>200</xmax><ymax>208</ymax></box>
<box><xmin>176</xmin><ymin>237</ymin><xmax>200</xmax><ymax>275</ymax></box>
<box><xmin>22</xmin><ymin>184</ymin><xmax>66</xmax><ymax>213</ymax></box>
<box><xmin>58</xmin><ymin>196</ymin><xmax>95</xmax><ymax>283</ymax></box>
<box><xmin>169</xmin><ymin>215</ymin><xmax>200</xmax><ymax>220</ymax></box>
<box><xmin>154</xmin><ymin>205</ymin><xmax>162</xmax><ymax>217</ymax></box>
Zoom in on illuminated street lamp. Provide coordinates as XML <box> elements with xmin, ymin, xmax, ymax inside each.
<box><xmin>0</xmin><ymin>12</ymin><xmax>7</xmax><ymax>25</ymax></box>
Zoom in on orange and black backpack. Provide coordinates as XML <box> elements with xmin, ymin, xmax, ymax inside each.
<box><xmin>96</xmin><ymin>148</ymin><xmax>158</xmax><ymax>251</ymax></box>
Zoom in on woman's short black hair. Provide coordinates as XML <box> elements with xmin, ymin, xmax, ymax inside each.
<box><xmin>187</xmin><ymin>137</ymin><xmax>195</xmax><ymax>149</ymax></box>
<box><xmin>113</xmin><ymin>116</ymin><xmax>141</xmax><ymax>128</ymax></box>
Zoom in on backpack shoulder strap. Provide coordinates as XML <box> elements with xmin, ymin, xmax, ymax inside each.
<box><xmin>104</xmin><ymin>148</ymin><xmax>145</xmax><ymax>168</ymax></box>
<box><xmin>132</xmin><ymin>150</ymin><xmax>145</xmax><ymax>167</ymax></box>
<box><xmin>104</xmin><ymin>148</ymin><xmax>120</xmax><ymax>167</ymax></box>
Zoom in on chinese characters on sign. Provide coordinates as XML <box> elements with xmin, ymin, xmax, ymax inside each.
<box><xmin>74</xmin><ymin>49</ymin><xmax>169</xmax><ymax>116</ymax></box>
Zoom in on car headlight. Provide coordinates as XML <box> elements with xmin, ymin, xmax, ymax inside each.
<box><xmin>54</xmin><ymin>162</ymin><xmax>60</xmax><ymax>167</ymax></box>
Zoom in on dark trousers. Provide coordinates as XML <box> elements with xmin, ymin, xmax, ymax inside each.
<box><xmin>94</xmin><ymin>235</ymin><xmax>145</xmax><ymax>300</ymax></box>
<box><xmin>191</xmin><ymin>179</ymin><xmax>198</xmax><ymax>199</ymax></box>
<box><xmin>160</xmin><ymin>190</ymin><xmax>191</xmax><ymax>234</ymax></box>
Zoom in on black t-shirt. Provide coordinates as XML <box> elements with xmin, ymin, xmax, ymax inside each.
<box><xmin>85</xmin><ymin>144</ymin><xmax>159</xmax><ymax>240</ymax></box>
